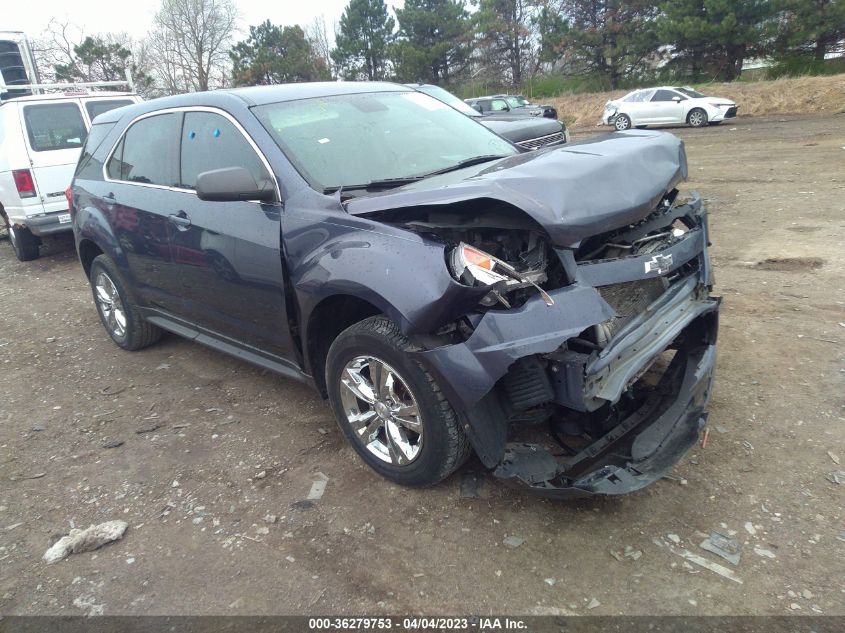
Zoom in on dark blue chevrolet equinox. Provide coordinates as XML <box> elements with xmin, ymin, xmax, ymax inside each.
<box><xmin>69</xmin><ymin>82</ymin><xmax>720</xmax><ymax>497</ymax></box>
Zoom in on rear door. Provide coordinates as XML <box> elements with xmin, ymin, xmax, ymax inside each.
<box><xmin>102</xmin><ymin>111</ymin><xmax>184</xmax><ymax>313</ymax></box>
<box><xmin>168</xmin><ymin>109</ymin><xmax>292</xmax><ymax>357</ymax></box>
<box><xmin>19</xmin><ymin>99</ymin><xmax>87</xmax><ymax>215</ymax></box>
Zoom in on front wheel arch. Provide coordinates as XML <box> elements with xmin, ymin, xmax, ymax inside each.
<box><xmin>305</xmin><ymin>294</ymin><xmax>383</xmax><ymax>397</ymax></box>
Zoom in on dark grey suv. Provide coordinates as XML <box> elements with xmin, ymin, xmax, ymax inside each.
<box><xmin>70</xmin><ymin>82</ymin><xmax>720</xmax><ymax>497</ymax></box>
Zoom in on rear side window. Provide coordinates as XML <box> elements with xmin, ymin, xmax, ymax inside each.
<box><xmin>75</xmin><ymin>122</ymin><xmax>117</xmax><ymax>177</ymax></box>
<box><xmin>107</xmin><ymin>113</ymin><xmax>179</xmax><ymax>186</ymax></box>
<box><xmin>23</xmin><ymin>103</ymin><xmax>87</xmax><ymax>151</ymax></box>
<box><xmin>85</xmin><ymin>99</ymin><xmax>134</xmax><ymax>120</ymax></box>
<box><xmin>179</xmin><ymin>111</ymin><xmax>269</xmax><ymax>189</ymax></box>
<box><xmin>652</xmin><ymin>89</ymin><xmax>682</xmax><ymax>102</ymax></box>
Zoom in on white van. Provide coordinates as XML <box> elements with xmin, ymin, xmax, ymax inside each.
<box><xmin>0</xmin><ymin>90</ymin><xmax>142</xmax><ymax>260</ymax></box>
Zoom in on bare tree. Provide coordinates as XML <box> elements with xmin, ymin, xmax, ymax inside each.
<box><xmin>306</xmin><ymin>16</ymin><xmax>336</xmax><ymax>80</ymax></box>
<box><xmin>148</xmin><ymin>0</ymin><xmax>239</xmax><ymax>93</ymax></box>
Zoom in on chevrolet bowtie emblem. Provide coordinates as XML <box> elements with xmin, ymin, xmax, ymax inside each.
<box><xmin>644</xmin><ymin>253</ymin><xmax>673</xmax><ymax>275</ymax></box>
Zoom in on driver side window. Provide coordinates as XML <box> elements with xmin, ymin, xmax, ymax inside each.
<box><xmin>490</xmin><ymin>99</ymin><xmax>509</xmax><ymax>111</ymax></box>
<box><xmin>179</xmin><ymin>111</ymin><xmax>270</xmax><ymax>190</ymax></box>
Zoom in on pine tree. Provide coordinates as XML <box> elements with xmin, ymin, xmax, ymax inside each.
<box><xmin>332</xmin><ymin>0</ymin><xmax>395</xmax><ymax>80</ymax></box>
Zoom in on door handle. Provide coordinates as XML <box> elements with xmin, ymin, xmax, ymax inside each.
<box><xmin>168</xmin><ymin>212</ymin><xmax>192</xmax><ymax>229</ymax></box>
<box><xmin>103</xmin><ymin>192</ymin><xmax>116</xmax><ymax>205</ymax></box>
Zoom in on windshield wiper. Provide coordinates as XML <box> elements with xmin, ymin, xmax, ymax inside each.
<box><xmin>323</xmin><ymin>155</ymin><xmax>510</xmax><ymax>196</ymax></box>
<box><xmin>423</xmin><ymin>154</ymin><xmax>509</xmax><ymax>177</ymax></box>
<box><xmin>323</xmin><ymin>177</ymin><xmax>423</xmax><ymax>195</ymax></box>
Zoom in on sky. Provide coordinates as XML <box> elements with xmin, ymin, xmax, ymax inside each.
<box><xmin>4</xmin><ymin>0</ymin><xmax>403</xmax><ymax>42</ymax></box>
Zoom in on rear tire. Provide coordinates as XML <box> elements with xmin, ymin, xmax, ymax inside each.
<box><xmin>326</xmin><ymin>315</ymin><xmax>471</xmax><ymax>487</ymax></box>
<box><xmin>89</xmin><ymin>254</ymin><xmax>162</xmax><ymax>351</ymax></box>
<box><xmin>8</xmin><ymin>224</ymin><xmax>40</xmax><ymax>261</ymax></box>
<box><xmin>614</xmin><ymin>114</ymin><xmax>631</xmax><ymax>131</ymax></box>
<box><xmin>688</xmin><ymin>108</ymin><xmax>708</xmax><ymax>128</ymax></box>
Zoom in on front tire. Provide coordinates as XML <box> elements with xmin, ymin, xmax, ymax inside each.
<box><xmin>614</xmin><ymin>114</ymin><xmax>631</xmax><ymax>131</ymax></box>
<box><xmin>688</xmin><ymin>108</ymin><xmax>708</xmax><ymax>128</ymax></box>
<box><xmin>8</xmin><ymin>223</ymin><xmax>40</xmax><ymax>261</ymax></box>
<box><xmin>89</xmin><ymin>254</ymin><xmax>162</xmax><ymax>351</ymax></box>
<box><xmin>326</xmin><ymin>316</ymin><xmax>471</xmax><ymax>487</ymax></box>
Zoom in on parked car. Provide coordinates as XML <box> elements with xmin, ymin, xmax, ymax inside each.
<box><xmin>70</xmin><ymin>82</ymin><xmax>720</xmax><ymax>497</ymax></box>
<box><xmin>408</xmin><ymin>83</ymin><xmax>568</xmax><ymax>150</ymax></box>
<box><xmin>603</xmin><ymin>86</ymin><xmax>738</xmax><ymax>131</ymax></box>
<box><xmin>466</xmin><ymin>94</ymin><xmax>558</xmax><ymax>119</ymax></box>
<box><xmin>0</xmin><ymin>90</ymin><xmax>141</xmax><ymax>260</ymax></box>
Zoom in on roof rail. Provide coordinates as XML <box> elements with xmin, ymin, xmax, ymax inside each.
<box><xmin>0</xmin><ymin>67</ymin><xmax>135</xmax><ymax>96</ymax></box>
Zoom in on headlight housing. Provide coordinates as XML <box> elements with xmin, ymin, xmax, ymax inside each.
<box><xmin>449</xmin><ymin>243</ymin><xmax>554</xmax><ymax>307</ymax></box>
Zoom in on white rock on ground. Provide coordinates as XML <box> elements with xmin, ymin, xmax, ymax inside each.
<box><xmin>43</xmin><ymin>520</ymin><xmax>128</xmax><ymax>564</ymax></box>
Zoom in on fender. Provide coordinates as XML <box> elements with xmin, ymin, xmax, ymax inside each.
<box><xmin>283</xmin><ymin>207</ymin><xmax>490</xmax><ymax>339</ymax></box>
<box><xmin>72</xmin><ymin>185</ymin><xmax>132</xmax><ymax>275</ymax></box>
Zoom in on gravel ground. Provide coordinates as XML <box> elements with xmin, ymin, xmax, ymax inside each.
<box><xmin>0</xmin><ymin>114</ymin><xmax>843</xmax><ymax>616</ymax></box>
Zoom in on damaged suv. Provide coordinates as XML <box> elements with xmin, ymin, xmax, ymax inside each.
<box><xmin>70</xmin><ymin>82</ymin><xmax>720</xmax><ymax>497</ymax></box>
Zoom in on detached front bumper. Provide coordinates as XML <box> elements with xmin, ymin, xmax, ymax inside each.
<box><xmin>495</xmin><ymin>317</ymin><xmax>718</xmax><ymax>498</ymax></box>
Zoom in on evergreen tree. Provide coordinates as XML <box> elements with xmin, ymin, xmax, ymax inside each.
<box><xmin>540</xmin><ymin>0</ymin><xmax>660</xmax><ymax>89</ymax></box>
<box><xmin>772</xmin><ymin>0</ymin><xmax>845</xmax><ymax>74</ymax></box>
<box><xmin>474</xmin><ymin>0</ymin><xmax>541</xmax><ymax>87</ymax></box>
<box><xmin>53</xmin><ymin>35</ymin><xmax>152</xmax><ymax>92</ymax></box>
<box><xmin>392</xmin><ymin>0</ymin><xmax>472</xmax><ymax>83</ymax></box>
<box><xmin>657</xmin><ymin>0</ymin><xmax>775</xmax><ymax>81</ymax></box>
<box><xmin>230</xmin><ymin>21</ymin><xmax>329</xmax><ymax>86</ymax></box>
<box><xmin>332</xmin><ymin>0</ymin><xmax>395</xmax><ymax>80</ymax></box>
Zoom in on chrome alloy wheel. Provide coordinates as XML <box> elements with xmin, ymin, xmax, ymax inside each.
<box><xmin>94</xmin><ymin>272</ymin><xmax>127</xmax><ymax>338</ymax></box>
<box><xmin>614</xmin><ymin>115</ymin><xmax>630</xmax><ymax>131</ymax></box>
<box><xmin>689</xmin><ymin>110</ymin><xmax>705</xmax><ymax>127</ymax></box>
<box><xmin>339</xmin><ymin>355</ymin><xmax>423</xmax><ymax>465</ymax></box>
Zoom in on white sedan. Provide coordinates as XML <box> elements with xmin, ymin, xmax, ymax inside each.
<box><xmin>602</xmin><ymin>87</ymin><xmax>738</xmax><ymax>131</ymax></box>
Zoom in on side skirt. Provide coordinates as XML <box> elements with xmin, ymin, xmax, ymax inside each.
<box><xmin>141</xmin><ymin>309</ymin><xmax>315</xmax><ymax>389</ymax></box>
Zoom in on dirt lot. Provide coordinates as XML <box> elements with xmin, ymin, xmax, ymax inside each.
<box><xmin>0</xmin><ymin>114</ymin><xmax>843</xmax><ymax>617</ymax></box>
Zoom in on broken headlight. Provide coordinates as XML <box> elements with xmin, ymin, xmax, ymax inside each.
<box><xmin>449</xmin><ymin>242</ymin><xmax>554</xmax><ymax>308</ymax></box>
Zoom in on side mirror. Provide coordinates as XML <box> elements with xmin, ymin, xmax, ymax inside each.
<box><xmin>672</xmin><ymin>96</ymin><xmax>682</xmax><ymax>102</ymax></box>
<box><xmin>196</xmin><ymin>167</ymin><xmax>275</xmax><ymax>203</ymax></box>
<box><xmin>473</xmin><ymin>104</ymin><xmax>483</xmax><ymax>113</ymax></box>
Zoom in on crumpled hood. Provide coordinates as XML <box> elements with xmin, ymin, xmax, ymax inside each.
<box><xmin>345</xmin><ymin>130</ymin><xmax>688</xmax><ymax>247</ymax></box>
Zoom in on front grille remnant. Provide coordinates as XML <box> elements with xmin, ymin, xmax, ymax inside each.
<box><xmin>597</xmin><ymin>277</ymin><xmax>667</xmax><ymax>342</ymax></box>
<box><xmin>516</xmin><ymin>131</ymin><xmax>565</xmax><ymax>150</ymax></box>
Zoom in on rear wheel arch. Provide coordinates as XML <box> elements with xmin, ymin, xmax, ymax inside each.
<box><xmin>78</xmin><ymin>239</ymin><xmax>105</xmax><ymax>278</ymax></box>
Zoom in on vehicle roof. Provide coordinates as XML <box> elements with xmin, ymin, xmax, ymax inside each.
<box><xmin>93</xmin><ymin>81</ymin><xmax>410</xmax><ymax>124</ymax></box>
<box><xmin>0</xmin><ymin>91</ymin><xmax>137</xmax><ymax>106</ymax></box>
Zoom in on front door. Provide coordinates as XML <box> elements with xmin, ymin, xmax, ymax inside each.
<box><xmin>648</xmin><ymin>90</ymin><xmax>686</xmax><ymax>124</ymax></box>
<box><xmin>169</xmin><ymin>109</ymin><xmax>293</xmax><ymax>358</ymax></box>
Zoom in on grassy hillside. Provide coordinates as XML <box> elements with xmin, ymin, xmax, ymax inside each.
<box><xmin>544</xmin><ymin>73</ymin><xmax>845</xmax><ymax>129</ymax></box>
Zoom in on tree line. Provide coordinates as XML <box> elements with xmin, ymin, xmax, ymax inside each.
<box><xmin>32</xmin><ymin>0</ymin><xmax>845</xmax><ymax>98</ymax></box>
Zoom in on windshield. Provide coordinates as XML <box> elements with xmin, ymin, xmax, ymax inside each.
<box><xmin>676</xmin><ymin>87</ymin><xmax>706</xmax><ymax>98</ymax></box>
<box><xmin>414</xmin><ymin>85</ymin><xmax>480</xmax><ymax>117</ymax></box>
<box><xmin>253</xmin><ymin>91</ymin><xmax>516</xmax><ymax>192</ymax></box>
<box><xmin>505</xmin><ymin>96</ymin><xmax>528</xmax><ymax>108</ymax></box>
